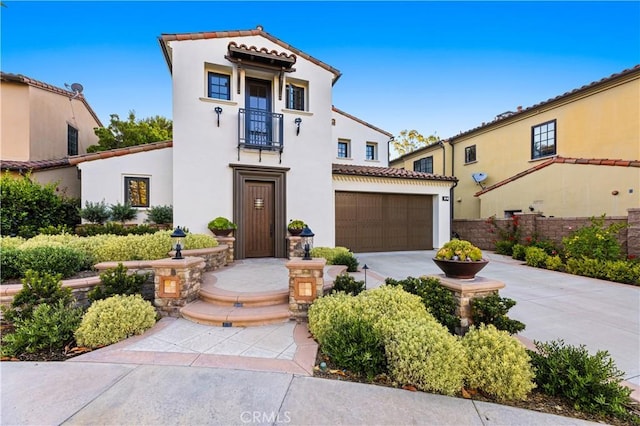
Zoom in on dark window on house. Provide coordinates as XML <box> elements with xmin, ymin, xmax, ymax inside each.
<box><xmin>465</xmin><ymin>145</ymin><xmax>476</xmax><ymax>164</ymax></box>
<box><xmin>338</xmin><ymin>140</ymin><xmax>350</xmax><ymax>158</ymax></box>
<box><xmin>208</xmin><ymin>72</ymin><xmax>230</xmax><ymax>100</ymax></box>
<box><xmin>67</xmin><ymin>125</ymin><xmax>78</xmax><ymax>156</ymax></box>
<box><xmin>286</xmin><ymin>84</ymin><xmax>305</xmax><ymax>111</ymax></box>
<box><xmin>532</xmin><ymin>120</ymin><xmax>556</xmax><ymax>159</ymax></box>
<box><xmin>413</xmin><ymin>156</ymin><xmax>433</xmax><ymax>173</ymax></box>
<box><xmin>366</xmin><ymin>143</ymin><xmax>377</xmax><ymax>160</ymax></box>
<box><xmin>124</xmin><ymin>177</ymin><xmax>150</xmax><ymax>207</ymax></box>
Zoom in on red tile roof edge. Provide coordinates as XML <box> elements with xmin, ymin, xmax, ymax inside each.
<box><xmin>158</xmin><ymin>26</ymin><xmax>342</xmax><ymax>83</ymax></box>
<box><xmin>1</xmin><ymin>72</ymin><xmax>104</xmax><ymax>127</ymax></box>
<box><xmin>474</xmin><ymin>156</ymin><xmax>640</xmax><ymax>196</ymax></box>
<box><xmin>332</xmin><ymin>106</ymin><xmax>393</xmax><ymax>138</ymax></box>
<box><xmin>450</xmin><ymin>64</ymin><xmax>640</xmax><ymax>144</ymax></box>
<box><xmin>68</xmin><ymin>141</ymin><xmax>173</xmax><ymax>165</ymax></box>
<box><xmin>1</xmin><ymin>158</ymin><xmax>71</xmax><ymax>172</ymax></box>
<box><xmin>332</xmin><ymin>163</ymin><xmax>457</xmax><ymax>182</ymax></box>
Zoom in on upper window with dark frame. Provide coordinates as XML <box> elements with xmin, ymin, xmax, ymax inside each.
<box><xmin>67</xmin><ymin>125</ymin><xmax>78</xmax><ymax>156</ymax></box>
<box><xmin>413</xmin><ymin>156</ymin><xmax>433</xmax><ymax>173</ymax></box>
<box><xmin>124</xmin><ymin>177</ymin><xmax>150</xmax><ymax>208</ymax></box>
<box><xmin>207</xmin><ymin>72</ymin><xmax>230</xmax><ymax>100</ymax></box>
<box><xmin>286</xmin><ymin>83</ymin><xmax>305</xmax><ymax>111</ymax></box>
<box><xmin>465</xmin><ymin>145</ymin><xmax>476</xmax><ymax>164</ymax></box>
<box><xmin>366</xmin><ymin>142</ymin><xmax>378</xmax><ymax>161</ymax></box>
<box><xmin>532</xmin><ymin>120</ymin><xmax>556</xmax><ymax>159</ymax></box>
<box><xmin>337</xmin><ymin>140</ymin><xmax>350</xmax><ymax>158</ymax></box>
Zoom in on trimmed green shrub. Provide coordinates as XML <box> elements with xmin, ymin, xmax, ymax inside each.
<box><xmin>385</xmin><ymin>317</ymin><xmax>466</xmax><ymax>395</ymax></box>
<box><xmin>18</xmin><ymin>245</ymin><xmax>90</xmax><ymax>278</ymax></box>
<box><xmin>511</xmin><ymin>244</ymin><xmax>526</xmax><ymax>261</ymax></box>
<box><xmin>565</xmin><ymin>257</ymin><xmax>608</xmax><ymax>280</ymax></box>
<box><xmin>605</xmin><ymin>260</ymin><xmax>640</xmax><ymax>285</ymax></box>
<box><xmin>545</xmin><ymin>255</ymin><xmax>565</xmax><ymax>272</ymax></box>
<box><xmin>75</xmin><ymin>294</ymin><xmax>157</xmax><ymax>348</ymax></box>
<box><xmin>1</xmin><ymin>300</ymin><xmax>82</xmax><ymax>357</ymax></box>
<box><xmin>146</xmin><ymin>205</ymin><xmax>173</xmax><ymax>225</ymax></box>
<box><xmin>80</xmin><ymin>200</ymin><xmax>111</xmax><ymax>224</ymax></box>
<box><xmin>75</xmin><ymin>222</ymin><xmax>158</xmax><ymax>237</ymax></box>
<box><xmin>0</xmin><ymin>247</ymin><xmax>21</xmax><ymax>282</ymax></box>
<box><xmin>2</xmin><ymin>271</ymin><xmax>73</xmax><ymax>324</ymax></box>
<box><xmin>89</xmin><ymin>263</ymin><xmax>150</xmax><ymax>302</ymax></box>
<box><xmin>309</xmin><ymin>246</ymin><xmax>351</xmax><ymax>264</ymax></box>
<box><xmin>529</xmin><ymin>339</ymin><xmax>633</xmax><ymax>419</ymax></box>
<box><xmin>495</xmin><ymin>240</ymin><xmax>516</xmax><ymax>256</ymax></box>
<box><xmin>562</xmin><ymin>215</ymin><xmax>626</xmax><ymax>261</ymax></box>
<box><xmin>331</xmin><ymin>251</ymin><xmax>359</xmax><ymax>272</ymax></box>
<box><xmin>38</xmin><ymin>224</ymin><xmax>74</xmax><ymax>235</ymax></box>
<box><xmin>1</xmin><ymin>172</ymin><xmax>80</xmax><ymax>238</ymax></box>
<box><xmin>330</xmin><ymin>273</ymin><xmax>365</xmax><ymax>296</ymax></box>
<box><xmin>109</xmin><ymin>202</ymin><xmax>137</xmax><ymax>223</ymax></box>
<box><xmin>385</xmin><ymin>276</ymin><xmax>459</xmax><ymax>334</ymax></box>
<box><xmin>525</xmin><ymin>246</ymin><xmax>548</xmax><ymax>268</ymax></box>
<box><xmin>463</xmin><ymin>324</ymin><xmax>535</xmax><ymax>401</ymax></box>
<box><xmin>471</xmin><ymin>292</ymin><xmax>525</xmax><ymax>335</ymax></box>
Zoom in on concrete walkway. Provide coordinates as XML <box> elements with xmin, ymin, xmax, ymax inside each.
<box><xmin>2</xmin><ymin>252</ymin><xmax>637</xmax><ymax>425</ymax></box>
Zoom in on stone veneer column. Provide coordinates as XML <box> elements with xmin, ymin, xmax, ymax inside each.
<box><xmin>434</xmin><ymin>275</ymin><xmax>505</xmax><ymax>336</ymax></box>
<box><xmin>286</xmin><ymin>236</ymin><xmax>303</xmax><ymax>259</ymax></box>
<box><xmin>214</xmin><ymin>236</ymin><xmax>235</xmax><ymax>264</ymax></box>
<box><xmin>285</xmin><ymin>258</ymin><xmax>327</xmax><ymax>320</ymax></box>
<box><xmin>627</xmin><ymin>208</ymin><xmax>640</xmax><ymax>258</ymax></box>
<box><xmin>151</xmin><ymin>257</ymin><xmax>205</xmax><ymax>318</ymax></box>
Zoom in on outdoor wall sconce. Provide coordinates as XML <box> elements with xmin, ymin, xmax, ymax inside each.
<box><xmin>300</xmin><ymin>225</ymin><xmax>315</xmax><ymax>260</ymax></box>
<box><xmin>214</xmin><ymin>106</ymin><xmax>223</xmax><ymax>127</ymax></box>
<box><xmin>294</xmin><ymin>117</ymin><xmax>302</xmax><ymax>136</ymax></box>
<box><xmin>171</xmin><ymin>226</ymin><xmax>186</xmax><ymax>260</ymax></box>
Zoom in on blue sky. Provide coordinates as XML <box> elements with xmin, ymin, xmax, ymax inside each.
<box><xmin>2</xmin><ymin>1</ymin><xmax>639</xmax><ymax>142</ymax></box>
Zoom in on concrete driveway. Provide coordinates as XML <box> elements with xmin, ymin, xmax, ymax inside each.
<box><xmin>355</xmin><ymin>250</ymin><xmax>640</xmax><ymax>386</ymax></box>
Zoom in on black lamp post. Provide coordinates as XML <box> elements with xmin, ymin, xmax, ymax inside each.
<box><xmin>300</xmin><ymin>225</ymin><xmax>314</xmax><ymax>260</ymax></box>
<box><xmin>171</xmin><ymin>226</ymin><xmax>186</xmax><ymax>260</ymax></box>
<box><xmin>362</xmin><ymin>264</ymin><xmax>369</xmax><ymax>288</ymax></box>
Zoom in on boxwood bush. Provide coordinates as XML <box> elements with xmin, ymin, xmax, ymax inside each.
<box><xmin>75</xmin><ymin>294</ymin><xmax>157</xmax><ymax>348</ymax></box>
<box><xmin>309</xmin><ymin>246</ymin><xmax>351</xmax><ymax>264</ymax></box>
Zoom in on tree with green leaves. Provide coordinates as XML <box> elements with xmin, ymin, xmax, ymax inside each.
<box><xmin>88</xmin><ymin>111</ymin><xmax>172</xmax><ymax>153</ymax></box>
<box><xmin>392</xmin><ymin>129</ymin><xmax>439</xmax><ymax>157</ymax></box>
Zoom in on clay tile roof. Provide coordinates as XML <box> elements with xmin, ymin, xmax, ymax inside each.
<box><xmin>332</xmin><ymin>163</ymin><xmax>457</xmax><ymax>182</ymax></box>
<box><xmin>159</xmin><ymin>26</ymin><xmax>342</xmax><ymax>83</ymax></box>
<box><xmin>332</xmin><ymin>106</ymin><xmax>393</xmax><ymax>138</ymax></box>
<box><xmin>68</xmin><ymin>141</ymin><xmax>173</xmax><ymax>165</ymax></box>
<box><xmin>475</xmin><ymin>156</ymin><xmax>640</xmax><ymax>196</ymax></box>
<box><xmin>0</xmin><ymin>72</ymin><xmax>103</xmax><ymax>127</ymax></box>
<box><xmin>1</xmin><ymin>158</ymin><xmax>70</xmax><ymax>172</ymax></box>
<box><xmin>449</xmin><ymin>64</ymin><xmax>640</xmax><ymax>143</ymax></box>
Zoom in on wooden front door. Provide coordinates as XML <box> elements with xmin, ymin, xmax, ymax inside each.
<box><xmin>243</xmin><ymin>181</ymin><xmax>275</xmax><ymax>257</ymax></box>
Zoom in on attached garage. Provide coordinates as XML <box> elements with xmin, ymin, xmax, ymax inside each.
<box><xmin>332</xmin><ymin>164</ymin><xmax>457</xmax><ymax>253</ymax></box>
<box><xmin>335</xmin><ymin>191</ymin><xmax>433</xmax><ymax>252</ymax></box>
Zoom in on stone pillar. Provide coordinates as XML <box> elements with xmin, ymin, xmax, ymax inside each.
<box><xmin>151</xmin><ymin>257</ymin><xmax>205</xmax><ymax>318</ymax></box>
<box><xmin>215</xmin><ymin>236</ymin><xmax>235</xmax><ymax>264</ymax></box>
<box><xmin>285</xmin><ymin>258</ymin><xmax>327</xmax><ymax>320</ymax></box>
<box><xmin>434</xmin><ymin>274</ymin><xmax>505</xmax><ymax>336</ymax></box>
<box><xmin>286</xmin><ymin>236</ymin><xmax>303</xmax><ymax>259</ymax></box>
<box><xmin>627</xmin><ymin>208</ymin><xmax>640</xmax><ymax>258</ymax></box>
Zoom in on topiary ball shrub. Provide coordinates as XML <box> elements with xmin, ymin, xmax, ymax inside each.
<box><xmin>75</xmin><ymin>294</ymin><xmax>157</xmax><ymax>348</ymax></box>
<box><xmin>385</xmin><ymin>317</ymin><xmax>466</xmax><ymax>396</ymax></box>
<box><xmin>463</xmin><ymin>324</ymin><xmax>535</xmax><ymax>401</ymax></box>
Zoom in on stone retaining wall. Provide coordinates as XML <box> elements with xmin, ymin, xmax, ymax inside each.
<box><xmin>452</xmin><ymin>209</ymin><xmax>638</xmax><ymax>257</ymax></box>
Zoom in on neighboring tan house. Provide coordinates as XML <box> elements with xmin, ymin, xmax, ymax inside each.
<box><xmin>0</xmin><ymin>72</ymin><xmax>103</xmax><ymax>198</ymax></box>
<box><xmin>391</xmin><ymin>65</ymin><xmax>640</xmax><ymax>220</ymax></box>
<box><xmin>77</xmin><ymin>26</ymin><xmax>456</xmax><ymax>257</ymax></box>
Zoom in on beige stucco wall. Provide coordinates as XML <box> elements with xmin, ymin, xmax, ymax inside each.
<box><xmin>30</xmin><ymin>167</ymin><xmax>81</xmax><ymax>199</ymax></box>
<box><xmin>1</xmin><ymin>82</ymin><xmax>30</xmax><ymax>160</ymax></box>
<box><xmin>478</xmin><ymin>163</ymin><xmax>639</xmax><ymax>218</ymax></box>
<box><xmin>390</xmin><ymin>142</ymin><xmax>450</xmax><ymax>176</ymax></box>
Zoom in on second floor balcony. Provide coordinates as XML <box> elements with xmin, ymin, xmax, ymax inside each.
<box><xmin>238</xmin><ymin>108</ymin><xmax>284</xmax><ymax>159</ymax></box>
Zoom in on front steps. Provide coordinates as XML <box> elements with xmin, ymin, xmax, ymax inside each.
<box><xmin>180</xmin><ymin>279</ymin><xmax>291</xmax><ymax>327</ymax></box>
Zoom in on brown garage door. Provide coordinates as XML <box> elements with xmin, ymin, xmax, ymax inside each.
<box><xmin>335</xmin><ymin>192</ymin><xmax>433</xmax><ymax>252</ymax></box>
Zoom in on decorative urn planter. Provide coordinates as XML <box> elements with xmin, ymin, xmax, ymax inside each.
<box><xmin>211</xmin><ymin>228</ymin><xmax>234</xmax><ymax>237</ymax></box>
<box><xmin>287</xmin><ymin>219</ymin><xmax>306</xmax><ymax>236</ymax></box>
<box><xmin>433</xmin><ymin>239</ymin><xmax>488</xmax><ymax>279</ymax></box>
<box><xmin>207</xmin><ymin>217</ymin><xmax>237</xmax><ymax>238</ymax></box>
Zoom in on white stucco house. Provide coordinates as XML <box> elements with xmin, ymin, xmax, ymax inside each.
<box><xmin>74</xmin><ymin>26</ymin><xmax>456</xmax><ymax>258</ymax></box>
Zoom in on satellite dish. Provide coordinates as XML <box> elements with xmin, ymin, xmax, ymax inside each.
<box><xmin>472</xmin><ymin>172</ymin><xmax>488</xmax><ymax>189</ymax></box>
<box><xmin>70</xmin><ymin>83</ymin><xmax>83</xmax><ymax>95</ymax></box>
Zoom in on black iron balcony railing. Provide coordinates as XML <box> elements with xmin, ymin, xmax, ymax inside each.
<box><xmin>238</xmin><ymin>108</ymin><xmax>284</xmax><ymax>162</ymax></box>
